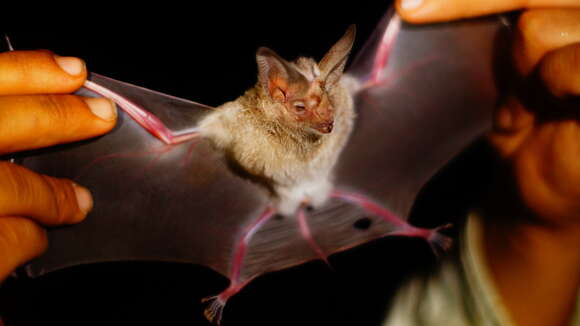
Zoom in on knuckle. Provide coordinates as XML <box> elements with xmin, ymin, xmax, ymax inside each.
<box><xmin>517</xmin><ymin>11</ymin><xmax>545</xmax><ymax>47</ymax></box>
<box><xmin>0</xmin><ymin>162</ymin><xmax>35</xmax><ymax>204</ymax></box>
<box><xmin>0</xmin><ymin>218</ymin><xmax>47</xmax><ymax>257</ymax></box>
<box><xmin>3</xmin><ymin>50</ymin><xmax>52</xmax><ymax>80</ymax></box>
<box><xmin>0</xmin><ymin>162</ymin><xmax>78</xmax><ymax>225</ymax></box>
<box><xmin>41</xmin><ymin>176</ymin><xmax>76</xmax><ymax>225</ymax></box>
<box><xmin>3</xmin><ymin>52</ymin><xmax>33</xmax><ymax>78</ymax></box>
<box><xmin>0</xmin><ymin>164</ymin><xmax>65</xmax><ymax>223</ymax></box>
<box><xmin>0</xmin><ymin>220</ymin><xmax>21</xmax><ymax>248</ymax></box>
<box><xmin>571</xmin><ymin>45</ymin><xmax>580</xmax><ymax>70</ymax></box>
<box><xmin>567</xmin><ymin>46</ymin><xmax>580</xmax><ymax>95</ymax></box>
<box><xmin>543</xmin><ymin>44</ymin><xmax>580</xmax><ymax>96</ymax></box>
<box><xmin>37</xmin><ymin>95</ymin><xmax>77</xmax><ymax>129</ymax></box>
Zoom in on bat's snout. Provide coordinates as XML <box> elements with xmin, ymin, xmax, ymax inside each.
<box><xmin>315</xmin><ymin>121</ymin><xmax>334</xmax><ymax>133</ymax></box>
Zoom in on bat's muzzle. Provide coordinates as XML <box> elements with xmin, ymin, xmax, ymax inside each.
<box><xmin>315</xmin><ymin>121</ymin><xmax>334</xmax><ymax>133</ymax></box>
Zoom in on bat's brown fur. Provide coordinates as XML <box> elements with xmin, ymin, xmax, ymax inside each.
<box><xmin>198</xmin><ymin>26</ymin><xmax>356</xmax><ymax>215</ymax></box>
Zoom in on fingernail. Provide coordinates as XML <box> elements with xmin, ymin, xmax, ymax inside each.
<box><xmin>54</xmin><ymin>55</ymin><xmax>85</xmax><ymax>76</ymax></box>
<box><xmin>401</xmin><ymin>0</ymin><xmax>423</xmax><ymax>10</ymax></box>
<box><xmin>73</xmin><ymin>183</ymin><xmax>93</xmax><ymax>215</ymax></box>
<box><xmin>84</xmin><ymin>98</ymin><xmax>117</xmax><ymax>121</ymax></box>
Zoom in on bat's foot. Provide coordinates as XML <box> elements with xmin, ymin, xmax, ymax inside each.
<box><xmin>201</xmin><ymin>280</ymin><xmax>251</xmax><ymax>325</ymax></box>
<box><xmin>201</xmin><ymin>295</ymin><xmax>226</xmax><ymax>325</ymax></box>
<box><xmin>387</xmin><ymin>224</ymin><xmax>453</xmax><ymax>258</ymax></box>
<box><xmin>425</xmin><ymin>223</ymin><xmax>453</xmax><ymax>258</ymax></box>
<box><xmin>331</xmin><ymin>190</ymin><xmax>404</xmax><ymax>226</ymax></box>
<box><xmin>297</xmin><ymin>205</ymin><xmax>332</xmax><ymax>268</ymax></box>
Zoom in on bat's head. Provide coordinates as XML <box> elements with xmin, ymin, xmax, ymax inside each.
<box><xmin>256</xmin><ymin>25</ymin><xmax>355</xmax><ymax>134</ymax></box>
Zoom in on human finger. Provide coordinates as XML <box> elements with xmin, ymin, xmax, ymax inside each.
<box><xmin>0</xmin><ymin>217</ymin><xmax>47</xmax><ymax>281</ymax></box>
<box><xmin>396</xmin><ymin>0</ymin><xmax>580</xmax><ymax>23</ymax></box>
<box><xmin>0</xmin><ymin>50</ymin><xmax>86</xmax><ymax>95</ymax></box>
<box><xmin>513</xmin><ymin>9</ymin><xmax>580</xmax><ymax>75</ymax></box>
<box><xmin>0</xmin><ymin>95</ymin><xmax>116</xmax><ymax>155</ymax></box>
<box><xmin>0</xmin><ymin>162</ymin><xmax>92</xmax><ymax>226</ymax></box>
<box><xmin>538</xmin><ymin>42</ymin><xmax>580</xmax><ymax>97</ymax></box>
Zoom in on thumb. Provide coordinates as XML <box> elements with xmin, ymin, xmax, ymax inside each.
<box><xmin>396</xmin><ymin>0</ymin><xmax>580</xmax><ymax>23</ymax></box>
<box><xmin>0</xmin><ymin>217</ymin><xmax>47</xmax><ymax>281</ymax></box>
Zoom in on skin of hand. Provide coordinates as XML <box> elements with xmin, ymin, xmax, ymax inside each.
<box><xmin>397</xmin><ymin>2</ymin><xmax>580</xmax><ymax>326</ymax></box>
<box><xmin>0</xmin><ymin>50</ymin><xmax>117</xmax><ymax>282</ymax></box>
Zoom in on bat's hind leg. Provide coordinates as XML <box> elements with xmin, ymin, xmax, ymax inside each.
<box><xmin>297</xmin><ymin>205</ymin><xmax>331</xmax><ymax>267</ymax></box>
<box><xmin>331</xmin><ymin>190</ymin><xmax>452</xmax><ymax>256</ymax></box>
<box><xmin>202</xmin><ymin>206</ymin><xmax>276</xmax><ymax>324</ymax></box>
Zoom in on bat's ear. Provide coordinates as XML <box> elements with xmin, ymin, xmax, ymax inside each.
<box><xmin>257</xmin><ymin>47</ymin><xmax>299</xmax><ymax>103</ymax></box>
<box><xmin>319</xmin><ymin>25</ymin><xmax>356</xmax><ymax>87</ymax></box>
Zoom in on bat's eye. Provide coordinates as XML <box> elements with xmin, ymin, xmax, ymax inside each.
<box><xmin>293</xmin><ymin>101</ymin><xmax>306</xmax><ymax>112</ymax></box>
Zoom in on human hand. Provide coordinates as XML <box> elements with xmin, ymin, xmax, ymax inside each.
<box><xmin>396</xmin><ymin>1</ymin><xmax>580</xmax><ymax>223</ymax></box>
<box><xmin>0</xmin><ymin>50</ymin><xmax>117</xmax><ymax>281</ymax></box>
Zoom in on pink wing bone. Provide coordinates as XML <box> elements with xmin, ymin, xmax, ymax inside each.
<box><xmin>331</xmin><ymin>191</ymin><xmax>452</xmax><ymax>256</ymax></box>
<box><xmin>357</xmin><ymin>13</ymin><xmax>402</xmax><ymax>90</ymax></box>
<box><xmin>5</xmin><ymin>35</ymin><xmax>197</xmax><ymax>146</ymax></box>
<box><xmin>83</xmin><ymin>80</ymin><xmax>201</xmax><ymax>145</ymax></box>
<box><xmin>369</xmin><ymin>14</ymin><xmax>401</xmax><ymax>86</ymax></box>
<box><xmin>3</xmin><ymin>35</ymin><xmax>199</xmax><ymax>146</ymax></box>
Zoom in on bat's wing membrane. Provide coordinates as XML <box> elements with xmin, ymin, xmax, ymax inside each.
<box><xmin>20</xmin><ymin>12</ymin><xmax>507</xmax><ymax>285</ymax></box>
<box><xmin>237</xmin><ymin>11</ymin><xmax>508</xmax><ymax>282</ymax></box>
<box><xmin>339</xmin><ymin>12</ymin><xmax>505</xmax><ymax>218</ymax></box>
<box><xmin>21</xmin><ymin>74</ymin><xmax>267</xmax><ymax>278</ymax></box>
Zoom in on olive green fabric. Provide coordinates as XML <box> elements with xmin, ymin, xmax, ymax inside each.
<box><xmin>383</xmin><ymin>214</ymin><xmax>580</xmax><ymax>326</ymax></box>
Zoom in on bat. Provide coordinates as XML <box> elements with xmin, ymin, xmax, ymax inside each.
<box><xmin>12</xmin><ymin>9</ymin><xmax>507</xmax><ymax>324</ymax></box>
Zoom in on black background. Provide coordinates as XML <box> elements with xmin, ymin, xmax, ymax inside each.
<box><xmin>0</xmin><ymin>2</ymin><xmax>494</xmax><ymax>325</ymax></box>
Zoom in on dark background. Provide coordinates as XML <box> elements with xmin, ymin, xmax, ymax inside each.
<box><xmin>0</xmin><ymin>2</ymin><xmax>493</xmax><ymax>325</ymax></box>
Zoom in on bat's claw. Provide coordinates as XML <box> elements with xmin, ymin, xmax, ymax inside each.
<box><xmin>201</xmin><ymin>280</ymin><xmax>252</xmax><ymax>324</ymax></box>
<box><xmin>201</xmin><ymin>295</ymin><xmax>226</xmax><ymax>325</ymax></box>
<box><xmin>427</xmin><ymin>223</ymin><xmax>453</xmax><ymax>258</ymax></box>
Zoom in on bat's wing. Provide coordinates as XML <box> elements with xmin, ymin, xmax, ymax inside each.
<box><xmin>19</xmin><ymin>74</ymin><xmax>269</xmax><ymax>278</ymax></box>
<box><xmin>340</xmin><ymin>12</ymin><xmax>505</xmax><ymax>218</ymax></box>
<box><xmin>19</xmin><ymin>10</ymin><xmax>507</xmax><ymax>294</ymax></box>
<box><xmin>228</xmin><ymin>13</ymin><xmax>509</xmax><ymax>288</ymax></box>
